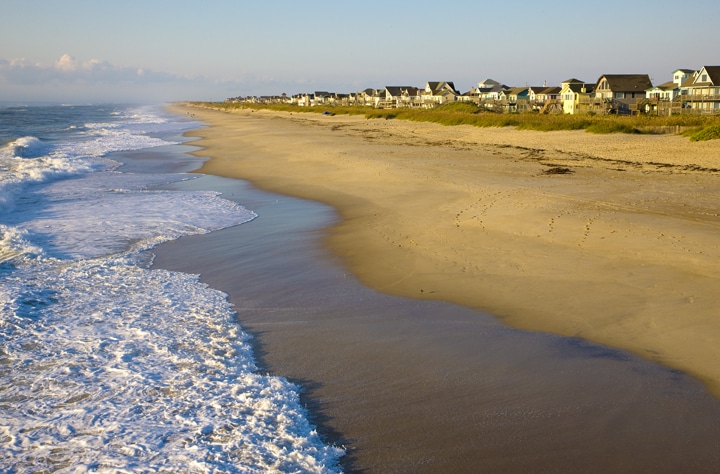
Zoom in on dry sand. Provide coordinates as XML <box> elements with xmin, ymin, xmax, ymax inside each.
<box><xmin>172</xmin><ymin>103</ymin><xmax>720</xmax><ymax>397</ymax></box>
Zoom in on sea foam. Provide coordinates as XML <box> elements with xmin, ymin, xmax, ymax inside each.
<box><xmin>0</xmin><ymin>105</ymin><xmax>344</xmax><ymax>472</ymax></box>
<box><xmin>1</xmin><ymin>254</ymin><xmax>343</xmax><ymax>473</ymax></box>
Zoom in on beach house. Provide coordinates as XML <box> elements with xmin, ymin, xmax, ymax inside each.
<box><xmin>592</xmin><ymin>74</ymin><xmax>653</xmax><ymax>114</ymax></box>
<box><xmin>498</xmin><ymin>87</ymin><xmax>530</xmax><ymax>112</ymax></box>
<box><xmin>477</xmin><ymin>79</ymin><xmax>508</xmax><ymax>101</ymax></box>
<box><xmin>528</xmin><ymin>85</ymin><xmax>562</xmax><ymax>112</ymax></box>
<box><xmin>226</xmin><ymin>63</ymin><xmax>720</xmax><ymax>116</ymax></box>
<box><xmin>559</xmin><ymin>78</ymin><xmax>594</xmax><ymax>114</ymax></box>
<box><xmin>421</xmin><ymin>82</ymin><xmax>460</xmax><ymax>106</ymax></box>
<box><xmin>678</xmin><ymin>66</ymin><xmax>720</xmax><ymax>113</ymax></box>
<box><xmin>381</xmin><ymin>86</ymin><xmax>420</xmax><ymax>108</ymax></box>
<box><xmin>472</xmin><ymin>79</ymin><xmax>509</xmax><ymax>110</ymax></box>
<box><xmin>646</xmin><ymin>81</ymin><xmax>681</xmax><ymax>101</ymax></box>
<box><xmin>641</xmin><ymin>70</ymin><xmax>693</xmax><ymax>115</ymax></box>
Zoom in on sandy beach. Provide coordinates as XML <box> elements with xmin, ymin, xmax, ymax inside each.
<box><xmin>151</xmin><ymin>104</ymin><xmax>720</xmax><ymax>471</ymax></box>
<box><xmin>172</xmin><ymin>103</ymin><xmax>720</xmax><ymax>397</ymax></box>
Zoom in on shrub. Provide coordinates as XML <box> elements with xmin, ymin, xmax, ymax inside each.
<box><xmin>689</xmin><ymin>125</ymin><xmax>720</xmax><ymax>142</ymax></box>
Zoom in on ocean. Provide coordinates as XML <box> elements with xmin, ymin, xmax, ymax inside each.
<box><xmin>0</xmin><ymin>104</ymin><xmax>344</xmax><ymax>472</ymax></box>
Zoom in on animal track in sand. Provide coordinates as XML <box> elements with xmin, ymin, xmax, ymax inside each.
<box><xmin>547</xmin><ymin>211</ymin><xmax>570</xmax><ymax>234</ymax></box>
<box><xmin>454</xmin><ymin>192</ymin><xmax>503</xmax><ymax>230</ymax></box>
<box><xmin>547</xmin><ymin>217</ymin><xmax>555</xmax><ymax>233</ymax></box>
<box><xmin>546</xmin><ymin>211</ymin><xmax>598</xmax><ymax>247</ymax></box>
<box><xmin>579</xmin><ymin>217</ymin><xmax>596</xmax><ymax>247</ymax></box>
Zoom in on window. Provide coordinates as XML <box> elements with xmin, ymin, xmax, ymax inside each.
<box><xmin>702</xmin><ymin>74</ymin><xmax>708</xmax><ymax>82</ymax></box>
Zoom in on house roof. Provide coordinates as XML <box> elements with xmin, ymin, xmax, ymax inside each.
<box><xmin>681</xmin><ymin>73</ymin><xmax>698</xmax><ymax>88</ymax></box>
<box><xmin>385</xmin><ymin>86</ymin><xmax>418</xmax><ymax>97</ymax></box>
<box><xmin>487</xmin><ymin>84</ymin><xmax>508</xmax><ymax>93</ymax></box>
<box><xmin>563</xmin><ymin>82</ymin><xmax>594</xmax><ymax>93</ymax></box>
<box><xmin>539</xmin><ymin>86</ymin><xmax>561</xmax><ymax>95</ymax></box>
<box><xmin>426</xmin><ymin>81</ymin><xmax>442</xmax><ymax>92</ymax></box>
<box><xmin>698</xmin><ymin>66</ymin><xmax>720</xmax><ymax>85</ymax></box>
<box><xmin>649</xmin><ymin>80</ymin><xmax>678</xmax><ymax>91</ymax></box>
<box><xmin>426</xmin><ymin>81</ymin><xmax>459</xmax><ymax>95</ymax></box>
<box><xmin>478</xmin><ymin>79</ymin><xmax>501</xmax><ymax>87</ymax></box>
<box><xmin>507</xmin><ymin>87</ymin><xmax>529</xmax><ymax>94</ymax></box>
<box><xmin>528</xmin><ymin>86</ymin><xmax>560</xmax><ymax>94</ymax></box>
<box><xmin>597</xmin><ymin>74</ymin><xmax>653</xmax><ymax>92</ymax></box>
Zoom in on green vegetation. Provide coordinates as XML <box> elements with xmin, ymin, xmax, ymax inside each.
<box><xmin>189</xmin><ymin>101</ymin><xmax>370</xmax><ymax>117</ymax></box>
<box><xmin>187</xmin><ymin>101</ymin><xmax>720</xmax><ymax>140</ymax></box>
<box><xmin>585</xmin><ymin>121</ymin><xmax>640</xmax><ymax>134</ymax></box>
<box><xmin>687</xmin><ymin>125</ymin><xmax>720</xmax><ymax>142</ymax></box>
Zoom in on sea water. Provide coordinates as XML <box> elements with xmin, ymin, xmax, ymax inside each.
<box><xmin>0</xmin><ymin>104</ymin><xmax>343</xmax><ymax>472</ymax></box>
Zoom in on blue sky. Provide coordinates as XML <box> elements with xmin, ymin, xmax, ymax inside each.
<box><xmin>1</xmin><ymin>0</ymin><xmax>718</xmax><ymax>104</ymax></box>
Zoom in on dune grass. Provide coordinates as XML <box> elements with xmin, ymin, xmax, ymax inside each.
<box><xmin>186</xmin><ymin>101</ymin><xmax>720</xmax><ymax>138</ymax></box>
<box><xmin>687</xmin><ymin>125</ymin><xmax>720</xmax><ymax>142</ymax></box>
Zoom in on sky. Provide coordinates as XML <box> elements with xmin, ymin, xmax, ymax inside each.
<box><xmin>1</xmin><ymin>0</ymin><xmax>719</xmax><ymax>104</ymax></box>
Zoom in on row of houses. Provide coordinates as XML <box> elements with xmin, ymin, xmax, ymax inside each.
<box><xmin>226</xmin><ymin>65</ymin><xmax>720</xmax><ymax>115</ymax></box>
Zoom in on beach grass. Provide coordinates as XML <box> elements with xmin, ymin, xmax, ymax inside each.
<box><xmin>687</xmin><ymin>124</ymin><xmax>720</xmax><ymax>141</ymax></box>
<box><xmin>187</xmin><ymin>101</ymin><xmax>720</xmax><ymax>138</ymax></box>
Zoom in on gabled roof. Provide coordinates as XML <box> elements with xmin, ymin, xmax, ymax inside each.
<box><xmin>647</xmin><ymin>80</ymin><xmax>678</xmax><ymax>91</ymax></box>
<box><xmin>478</xmin><ymin>78</ymin><xmax>501</xmax><ymax>87</ymax></box>
<box><xmin>695</xmin><ymin>66</ymin><xmax>720</xmax><ymax>85</ymax></box>
<box><xmin>597</xmin><ymin>74</ymin><xmax>653</xmax><ymax>92</ymax></box>
<box><xmin>426</xmin><ymin>81</ymin><xmax>459</xmax><ymax>95</ymax></box>
<box><xmin>539</xmin><ymin>86</ymin><xmax>561</xmax><ymax>95</ymax></box>
<box><xmin>681</xmin><ymin>72</ymin><xmax>699</xmax><ymax>88</ymax></box>
<box><xmin>426</xmin><ymin>81</ymin><xmax>442</xmax><ymax>92</ymax></box>
<box><xmin>527</xmin><ymin>86</ymin><xmax>560</xmax><ymax>94</ymax></box>
<box><xmin>385</xmin><ymin>86</ymin><xmax>418</xmax><ymax>97</ymax></box>
<box><xmin>506</xmin><ymin>87</ymin><xmax>529</xmax><ymax>94</ymax></box>
<box><xmin>561</xmin><ymin>78</ymin><xmax>585</xmax><ymax>84</ymax></box>
<box><xmin>563</xmin><ymin>82</ymin><xmax>594</xmax><ymax>93</ymax></box>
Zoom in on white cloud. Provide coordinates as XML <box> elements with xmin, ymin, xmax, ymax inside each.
<box><xmin>0</xmin><ymin>54</ymin><xmax>175</xmax><ymax>85</ymax></box>
<box><xmin>0</xmin><ymin>53</ymin><xmax>344</xmax><ymax>103</ymax></box>
<box><xmin>54</xmin><ymin>53</ymin><xmax>80</xmax><ymax>72</ymax></box>
<box><xmin>0</xmin><ymin>54</ymin><xmax>233</xmax><ymax>102</ymax></box>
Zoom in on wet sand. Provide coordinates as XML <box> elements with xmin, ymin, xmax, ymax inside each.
<box><xmin>152</xmin><ymin>172</ymin><xmax>720</xmax><ymax>473</ymax></box>
<box><xmin>149</xmin><ymin>107</ymin><xmax>720</xmax><ymax>472</ymax></box>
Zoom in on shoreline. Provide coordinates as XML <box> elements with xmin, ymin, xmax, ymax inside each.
<box><xmin>150</xmin><ymin>106</ymin><xmax>720</xmax><ymax>471</ymax></box>
<box><xmin>169</xmin><ymin>103</ymin><xmax>720</xmax><ymax>396</ymax></box>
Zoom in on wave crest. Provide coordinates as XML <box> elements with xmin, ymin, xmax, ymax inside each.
<box><xmin>3</xmin><ymin>136</ymin><xmax>49</xmax><ymax>159</ymax></box>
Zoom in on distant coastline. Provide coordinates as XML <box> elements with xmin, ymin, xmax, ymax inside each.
<box><xmin>185</xmin><ymin>100</ymin><xmax>720</xmax><ymax>142</ymax></box>
<box><xmin>223</xmin><ymin>67</ymin><xmax>720</xmax><ymax>118</ymax></box>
